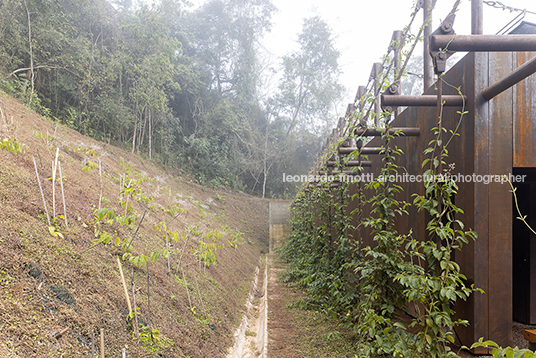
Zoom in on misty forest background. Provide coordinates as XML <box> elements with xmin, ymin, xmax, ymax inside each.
<box><xmin>0</xmin><ymin>0</ymin><xmax>350</xmax><ymax>198</ymax></box>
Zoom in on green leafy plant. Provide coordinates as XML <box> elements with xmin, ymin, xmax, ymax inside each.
<box><xmin>81</xmin><ymin>159</ymin><xmax>98</xmax><ymax>172</ymax></box>
<box><xmin>0</xmin><ymin>138</ymin><xmax>26</xmax><ymax>154</ymax></box>
<box><xmin>136</xmin><ymin>323</ymin><xmax>175</xmax><ymax>352</ymax></box>
<box><xmin>48</xmin><ymin>225</ymin><xmax>64</xmax><ymax>239</ymax></box>
<box><xmin>228</xmin><ymin>230</ymin><xmax>244</xmax><ymax>249</ymax></box>
<box><xmin>469</xmin><ymin>338</ymin><xmax>536</xmax><ymax>358</ymax></box>
<box><xmin>280</xmin><ymin>77</ymin><xmax>480</xmax><ymax>357</ymax></box>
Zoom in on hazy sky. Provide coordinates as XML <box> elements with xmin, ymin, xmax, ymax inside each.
<box><xmin>187</xmin><ymin>0</ymin><xmax>536</xmax><ymax>103</ymax></box>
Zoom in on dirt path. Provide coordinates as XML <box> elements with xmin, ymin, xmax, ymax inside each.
<box><xmin>266</xmin><ymin>255</ymin><xmax>361</xmax><ymax>358</ymax></box>
<box><xmin>263</xmin><ymin>254</ymin><xmax>491</xmax><ymax>358</ymax></box>
<box><xmin>266</xmin><ymin>256</ymin><xmax>300</xmax><ymax>357</ymax></box>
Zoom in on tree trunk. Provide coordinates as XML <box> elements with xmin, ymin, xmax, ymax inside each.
<box><xmin>132</xmin><ymin>98</ymin><xmax>138</xmax><ymax>154</ymax></box>
<box><xmin>23</xmin><ymin>0</ymin><xmax>34</xmax><ymax>105</ymax></box>
<box><xmin>262</xmin><ymin>122</ymin><xmax>269</xmax><ymax>199</ymax></box>
<box><xmin>148</xmin><ymin>109</ymin><xmax>152</xmax><ymax>159</ymax></box>
<box><xmin>138</xmin><ymin>105</ymin><xmax>147</xmax><ymax>154</ymax></box>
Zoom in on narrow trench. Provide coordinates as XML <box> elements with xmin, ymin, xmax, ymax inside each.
<box><xmin>227</xmin><ymin>256</ymin><xmax>268</xmax><ymax>358</ymax></box>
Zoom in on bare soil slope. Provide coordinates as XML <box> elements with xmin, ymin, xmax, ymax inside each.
<box><xmin>0</xmin><ymin>92</ymin><xmax>269</xmax><ymax>357</ymax></box>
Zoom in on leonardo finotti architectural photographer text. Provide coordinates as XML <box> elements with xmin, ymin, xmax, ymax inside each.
<box><xmin>283</xmin><ymin>172</ymin><xmax>526</xmax><ymax>185</ymax></box>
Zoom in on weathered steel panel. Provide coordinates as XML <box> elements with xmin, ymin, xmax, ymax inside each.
<box><xmin>514</xmin><ymin>52</ymin><xmax>536</xmax><ymax>167</ymax></box>
<box><xmin>338</xmin><ymin>48</ymin><xmax>532</xmax><ymax>350</ymax></box>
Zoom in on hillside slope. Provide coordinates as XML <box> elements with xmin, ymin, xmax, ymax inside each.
<box><xmin>0</xmin><ymin>92</ymin><xmax>269</xmax><ymax>357</ymax></box>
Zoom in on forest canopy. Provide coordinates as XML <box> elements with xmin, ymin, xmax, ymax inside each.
<box><xmin>0</xmin><ymin>0</ymin><xmax>344</xmax><ymax>198</ymax></box>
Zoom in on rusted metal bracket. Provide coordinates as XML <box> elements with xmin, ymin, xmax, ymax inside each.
<box><xmin>346</xmin><ymin>103</ymin><xmax>355</xmax><ymax>117</ymax></box>
<box><xmin>354</xmin><ymin>127</ymin><xmax>421</xmax><ymax>137</ymax></box>
<box><xmin>370</xmin><ymin>63</ymin><xmax>383</xmax><ymax>124</ymax></box>
<box><xmin>381</xmin><ymin>94</ymin><xmax>467</xmax><ymax>109</ymax></box>
<box><xmin>429</xmin><ymin>12</ymin><xmax>456</xmax><ymax>74</ymax></box>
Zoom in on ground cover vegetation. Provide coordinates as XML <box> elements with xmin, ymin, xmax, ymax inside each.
<box><xmin>0</xmin><ymin>0</ymin><xmax>344</xmax><ymax>198</ymax></box>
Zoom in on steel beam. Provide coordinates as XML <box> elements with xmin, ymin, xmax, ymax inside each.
<box><xmin>354</xmin><ymin>127</ymin><xmax>420</xmax><ymax>137</ymax></box>
<box><xmin>318</xmin><ymin>169</ymin><xmax>364</xmax><ymax>175</ymax></box>
<box><xmin>431</xmin><ymin>35</ymin><xmax>536</xmax><ymax>52</ymax></box>
<box><xmin>381</xmin><ymin>94</ymin><xmax>466</xmax><ymax>108</ymax></box>
<box><xmin>326</xmin><ymin>160</ymin><xmax>372</xmax><ymax>167</ymax></box>
<box><xmin>338</xmin><ymin>147</ymin><xmax>384</xmax><ymax>155</ymax></box>
<box><xmin>482</xmin><ymin>55</ymin><xmax>536</xmax><ymax>100</ymax></box>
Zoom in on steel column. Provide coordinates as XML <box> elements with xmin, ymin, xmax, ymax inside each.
<box><xmin>423</xmin><ymin>0</ymin><xmax>434</xmax><ymax>90</ymax></box>
<box><xmin>471</xmin><ymin>0</ymin><xmax>483</xmax><ymax>35</ymax></box>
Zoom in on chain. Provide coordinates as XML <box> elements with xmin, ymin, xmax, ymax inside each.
<box><xmin>484</xmin><ymin>0</ymin><xmax>536</xmax><ymax>16</ymax></box>
<box><xmin>407</xmin><ymin>71</ymin><xmax>425</xmax><ymax>79</ymax></box>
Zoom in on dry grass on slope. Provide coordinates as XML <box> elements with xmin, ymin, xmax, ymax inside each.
<box><xmin>0</xmin><ymin>92</ymin><xmax>269</xmax><ymax>357</ymax></box>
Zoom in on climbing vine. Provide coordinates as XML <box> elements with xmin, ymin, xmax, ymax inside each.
<box><xmin>279</xmin><ymin>10</ymin><xmax>489</xmax><ymax>352</ymax></box>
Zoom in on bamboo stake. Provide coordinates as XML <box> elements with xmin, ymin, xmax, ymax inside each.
<box><xmin>194</xmin><ymin>272</ymin><xmax>207</xmax><ymax>316</ymax></box>
<box><xmin>58</xmin><ymin>161</ymin><xmax>68</xmax><ymax>228</ymax></box>
<box><xmin>116</xmin><ymin>257</ymin><xmax>135</xmax><ymax>333</ymax></box>
<box><xmin>122</xmin><ymin>348</ymin><xmax>126</xmax><ymax>358</ymax></box>
<box><xmin>99</xmin><ymin>328</ymin><xmax>104</xmax><ymax>358</ymax></box>
<box><xmin>91</xmin><ymin>329</ymin><xmax>95</xmax><ymax>358</ymax></box>
<box><xmin>116</xmin><ymin>257</ymin><xmax>132</xmax><ymax>313</ymax></box>
<box><xmin>147</xmin><ymin>261</ymin><xmax>154</xmax><ymax>344</ymax></box>
<box><xmin>176</xmin><ymin>235</ymin><xmax>190</xmax><ymax>270</ymax></box>
<box><xmin>36</xmin><ymin>148</ymin><xmax>44</xmax><ymax>171</ymax></box>
<box><xmin>98</xmin><ymin>159</ymin><xmax>103</xmax><ymax>210</ymax></box>
<box><xmin>166</xmin><ymin>236</ymin><xmax>170</xmax><ymax>273</ymax></box>
<box><xmin>181</xmin><ymin>267</ymin><xmax>192</xmax><ymax>310</ymax></box>
<box><xmin>33</xmin><ymin>156</ymin><xmax>50</xmax><ymax>225</ymax></box>
<box><xmin>131</xmin><ymin>264</ymin><xmax>140</xmax><ymax>343</ymax></box>
<box><xmin>52</xmin><ymin>147</ymin><xmax>59</xmax><ymax>219</ymax></box>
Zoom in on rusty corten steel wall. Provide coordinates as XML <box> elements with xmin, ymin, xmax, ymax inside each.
<box><xmin>344</xmin><ymin>50</ymin><xmax>536</xmax><ymax>350</ymax></box>
<box><xmin>514</xmin><ymin>52</ymin><xmax>536</xmax><ymax>167</ymax></box>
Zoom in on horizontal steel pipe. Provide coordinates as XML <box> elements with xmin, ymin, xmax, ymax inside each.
<box><xmin>318</xmin><ymin>169</ymin><xmax>364</xmax><ymax>175</ymax></box>
<box><xmin>354</xmin><ymin>128</ymin><xmax>420</xmax><ymax>137</ymax></box>
<box><xmin>381</xmin><ymin>94</ymin><xmax>466</xmax><ymax>107</ymax></box>
<box><xmin>326</xmin><ymin>160</ymin><xmax>372</xmax><ymax>167</ymax></box>
<box><xmin>338</xmin><ymin>147</ymin><xmax>384</xmax><ymax>155</ymax></box>
<box><xmin>430</xmin><ymin>34</ymin><xmax>536</xmax><ymax>52</ymax></box>
<box><xmin>482</xmin><ymin>55</ymin><xmax>536</xmax><ymax>100</ymax></box>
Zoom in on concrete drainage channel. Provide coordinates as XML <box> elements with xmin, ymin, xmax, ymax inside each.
<box><xmin>227</xmin><ymin>257</ymin><xmax>269</xmax><ymax>358</ymax></box>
